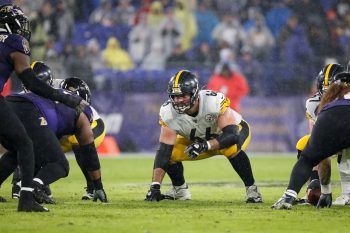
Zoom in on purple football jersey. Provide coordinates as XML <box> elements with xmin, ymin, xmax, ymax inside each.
<box><xmin>0</xmin><ymin>32</ymin><xmax>30</xmax><ymax>92</ymax></box>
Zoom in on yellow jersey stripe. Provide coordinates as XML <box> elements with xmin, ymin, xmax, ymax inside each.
<box><xmin>324</xmin><ymin>64</ymin><xmax>334</xmax><ymax>88</ymax></box>
<box><xmin>30</xmin><ymin>61</ymin><xmax>38</xmax><ymax>69</ymax></box>
<box><xmin>174</xmin><ymin>70</ymin><xmax>185</xmax><ymax>87</ymax></box>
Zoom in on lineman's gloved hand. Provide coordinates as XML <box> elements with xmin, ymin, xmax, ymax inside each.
<box><xmin>316</xmin><ymin>193</ymin><xmax>332</xmax><ymax>208</ymax></box>
<box><xmin>145</xmin><ymin>183</ymin><xmax>164</xmax><ymax>202</ymax></box>
<box><xmin>185</xmin><ymin>139</ymin><xmax>209</xmax><ymax>160</ymax></box>
<box><xmin>93</xmin><ymin>189</ymin><xmax>108</xmax><ymax>203</ymax></box>
<box><xmin>77</xmin><ymin>99</ymin><xmax>90</xmax><ymax>113</ymax></box>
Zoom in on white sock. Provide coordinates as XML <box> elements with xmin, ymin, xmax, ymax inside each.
<box><xmin>285</xmin><ymin>189</ymin><xmax>297</xmax><ymax>198</ymax></box>
<box><xmin>175</xmin><ymin>183</ymin><xmax>187</xmax><ymax>189</ymax></box>
<box><xmin>33</xmin><ymin>178</ymin><xmax>43</xmax><ymax>185</ymax></box>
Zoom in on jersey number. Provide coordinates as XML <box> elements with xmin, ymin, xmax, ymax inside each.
<box><xmin>190</xmin><ymin>127</ymin><xmax>216</xmax><ymax>141</ymax></box>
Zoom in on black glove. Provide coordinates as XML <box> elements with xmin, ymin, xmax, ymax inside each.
<box><xmin>93</xmin><ymin>189</ymin><xmax>108</xmax><ymax>203</ymax></box>
<box><xmin>184</xmin><ymin>140</ymin><xmax>209</xmax><ymax>160</ymax></box>
<box><xmin>145</xmin><ymin>184</ymin><xmax>164</xmax><ymax>202</ymax></box>
<box><xmin>316</xmin><ymin>193</ymin><xmax>332</xmax><ymax>208</ymax></box>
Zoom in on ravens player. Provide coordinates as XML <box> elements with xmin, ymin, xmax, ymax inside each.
<box><xmin>59</xmin><ymin>77</ymin><xmax>106</xmax><ymax>200</ymax></box>
<box><xmin>0</xmin><ymin>4</ymin><xmax>87</xmax><ymax>212</ymax></box>
<box><xmin>11</xmin><ymin>62</ymin><xmax>106</xmax><ymax>201</ymax></box>
<box><xmin>0</xmin><ymin>78</ymin><xmax>108</xmax><ymax>205</ymax></box>
<box><xmin>272</xmin><ymin>71</ymin><xmax>350</xmax><ymax>209</ymax></box>
<box><xmin>145</xmin><ymin>70</ymin><xmax>262</xmax><ymax>203</ymax></box>
<box><xmin>295</xmin><ymin>63</ymin><xmax>345</xmax><ymax>204</ymax></box>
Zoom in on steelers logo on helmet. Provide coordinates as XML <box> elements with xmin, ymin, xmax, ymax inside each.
<box><xmin>167</xmin><ymin>70</ymin><xmax>199</xmax><ymax>114</ymax></box>
<box><xmin>61</xmin><ymin>77</ymin><xmax>91</xmax><ymax>104</ymax></box>
<box><xmin>0</xmin><ymin>4</ymin><xmax>31</xmax><ymax>41</ymax></box>
<box><xmin>317</xmin><ymin>63</ymin><xmax>345</xmax><ymax>95</ymax></box>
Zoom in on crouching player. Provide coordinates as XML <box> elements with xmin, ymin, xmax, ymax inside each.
<box><xmin>145</xmin><ymin>70</ymin><xmax>262</xmax><ymax>203</ymax></box>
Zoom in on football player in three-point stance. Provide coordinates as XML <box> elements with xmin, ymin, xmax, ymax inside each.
<box><xmin>0</xmin><ymin>4</ymin><xmax>87</xmax><ymax>212</ymax></box>
<box><xmin>11</xmin><ymin>62</ymin><xmax>106</xmax><ymax>201</ymax></box>
<box><xmin>272</xmin><ymin>71</ymin><xmax>350</xmax><ymax>210</ymax></box>
<box><xmin>295</xmin><ymin>63</ymin><xmax>346</xmax><ymax>205</ymax></box>
<box><xmin>145</xmin><ymin>70</ymin><xmax>262</xmax><ymax>203</ymax></box>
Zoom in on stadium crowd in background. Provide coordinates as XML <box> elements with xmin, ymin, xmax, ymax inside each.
<box><xmin>2</xmin><ymin>0</ymin><xmax>349</xmax><ymax>97</ymax></box>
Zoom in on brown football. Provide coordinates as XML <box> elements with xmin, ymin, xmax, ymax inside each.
<box><xmin>307</xmin><ymin>187</ymin><xmax>321</xmax><ymax>206</ymax></box>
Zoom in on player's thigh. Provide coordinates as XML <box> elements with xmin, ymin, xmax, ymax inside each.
<box><xmin>0</xmin><ymin>97</ymin><xmax>31</xmax><ymax>151</ymax></box>
<box><xmin>303</xmin><ymin>107</ymin><xmax>350</xmax><ymax>162</ymax></box>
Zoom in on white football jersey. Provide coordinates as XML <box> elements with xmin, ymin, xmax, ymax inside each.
<box><xmin>305</xmin><ymin>93</ymin><xmax>321</xmax><ymax>122</ymax></box>
<box><xmin>159</xmin><ymin>90</ymin><xmax>242</xmax><ymax>140</ymax></box>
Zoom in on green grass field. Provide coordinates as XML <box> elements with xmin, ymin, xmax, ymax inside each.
<box><xmin>0</xmin><ymin>154</ymin><xmax>350</xmax><ymax>233</ymax></box>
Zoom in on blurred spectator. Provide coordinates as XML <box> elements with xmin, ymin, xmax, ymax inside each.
<box><xmin>52</xmin><ymin>0</ymin><xmax>74</xmax><ymax>41</ymax></box>
<box><xmin>212</xmin><ymin>14</ymin><xmax>246</xmax><ymax>54</ymax></box>
<box><xmin>147</xmin><ymin>1</ymin><xmax>166</xmax><ymax>32</ymax></box>
<box><xmin>265</xmin><ymin>0</ymin><xmax>292</xmax><ymax>38</ymax></box>
<box><xmin>133</xmin><ymin>0</ymin><xmax>152</xmax><ymax>25</ymax></box>
<box><xmin>140</xmin><ymin>42</ymin><xmax>166</xmax><ymax>70</ymax></box>
<box><xmin>193</xmin><ymin>0</ymin><xmax>219</xmax><ymax>46</ymax></box>
<box><xmin>237</xmin><ymin>46</ymin><xmax>264</xmax><ymax>96</ymax></box>
<box><xmin>115</xmin><ymin>0</ymin><xmax>135</xmax><ymax>25</ymax></box>
<box><xmin>102</xmin><ymin>37</ymin><xmax>135</xmax><ymax>70</ymax></box>
<box><xmin>86</xmin><ymin>38</ymin><xmax>105</xmax><ymax>71</ymax></box>
<box><xmin>193</xmin><ymin>42</ymin><xmax>218</xmax><ymax>69</ymax></box>
<box><xmin>166</xmin><ymin>44</ymin><xmax>189</xmax><ymax>69</ymax></box>
<box><xmin>212</xmin><ymin>0</ymin><xmax>247</xmax><ymax>16</ymax></box>
<box><xmin>215</xmin><ymin>46</ymin><xmax>241</xmax><ymax>73</ymax></box>
<box><xmin>128</xmin><ymin>13</ymin><xmax>152</xmax><ymax>65</ymax></box>
<box><xmin>65</xmin><ymin>45</ymin><xmax>95</xmax><ymax>89</ymax></box>
<box><xmin>174</xmin><ymin>0</ymin><xmax>198</xmax><ymax>52</ymax></box>
<box><xmin>159</xmin><ymin>8</ymin><xmax>183</xmax><ymax>57</ymax></box>
<box><xmin>207</xmin><ymin>63</ymin><xmax>249</xmax><ymax>112</ymax></box>
<box><xmin>245</xmin><ymin>14</ymin><xmax>275</xmax><ymax>60</ymax></box>
<box><xmin>29</xmin><ymin>11</ymin><xmax>49</xmax><ymax>61</ymax></box>
<box><xmin>89</xmin><ymin>0</ymin><xmax>116</xmax><ymax>27</ymax></box>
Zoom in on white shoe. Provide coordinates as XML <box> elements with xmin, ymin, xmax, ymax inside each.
<box><xmin>246</xmin><ymin>185</ymin><xmax>263</xmax><ymax>203</ymax></box>
<box><xmin>165</xmin><ymin>185</ymin><xmax>191</xmax><ymax>200</ymax></box>
<box><xmin>333</xmin><ymin>194</ymin><xmax>350</xmax><ymax>205</ymax></box>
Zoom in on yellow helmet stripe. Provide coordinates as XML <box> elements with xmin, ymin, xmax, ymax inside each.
<box><xmin>30</xmin><ymin>61</ymin><xmax>38</xmax><ymax>69</ymax></box>
<box><xmin>324</xmin><ymin>64</ymin><xmax>334</xmax><ymax>88</ymax></box>
<box><xmin>174</xmin><ymin>70</ymin><xmax>185</xmax><ymax>87</ymax></box>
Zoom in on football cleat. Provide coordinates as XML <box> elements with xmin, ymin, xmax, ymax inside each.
<box><xmin>245</xmin><ymin>185</ymin><xmax>263</xmax><ymax>203</ymax></box>
<box><xmin>164</xmin><ymin>185</ymin><xmax>191</xmax><ymax>200</ymax></box>
<box><xmin>332</xmin><ymin>194</ymin><xmax>350</xmax><ymax>206</ymax></box>
<box><xmin>12</xmin><ymin>184</ymin><xmax>21</xmax><ymax>199</ymax></box>
<box><xmin>33</xmin><ymin>184</ymin><xmax>56</xmax><ymax>204</ymax></box>
<box><xmin>271</xmin><ymin>193</ymin><xmax>297</xmax><ymax>210</ymax></box>
<box><xmin>17</xmin><ymin>191</ymin><xmax>49</xmax><ymax>212</ymax></box>
<box><xmin>82</xmin><ymin>189</ymin><xmax>94</xmax><ymax>200</ymax></box>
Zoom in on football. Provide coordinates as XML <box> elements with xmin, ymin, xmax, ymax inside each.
<box><xmin>307</xmin><ymin>187</ymin><xmax>321</xmax><ymax>206</ymax></box>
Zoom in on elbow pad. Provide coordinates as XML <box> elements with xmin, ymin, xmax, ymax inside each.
<box><xmin>216</xmin><ymin>125</ymin><xmax>240</xmax><ymax>149</ymax></box>
<box><xmin>80</xmin><ymin>142</ymin><xmax>101</xmax><ymax>171</ymax></box>
<box><xmin>154</xmin><ymin>142</ymin><xmax>174</xmax><ymax>171</ymax></box>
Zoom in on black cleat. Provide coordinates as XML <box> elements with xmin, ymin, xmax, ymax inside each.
<box><xmin>271</xmin><ymin>193</ymin><xmax>296</xmax><ymax>210</ymax></box>
<box><xmin>17</xmin><ymin>192</ymin><xmax>49</xmax><ymax>212</ymax></box>
<box><xmin>33</xmin><ymin>184</ymin><xmax>56</xmax><ymax>204</ymax></box>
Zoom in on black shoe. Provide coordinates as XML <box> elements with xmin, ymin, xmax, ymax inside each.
<box><xmin>17</xmin><ymin>192</ymin><xmax>49</xmax><ymax>212</ymax></box>
<box><xmin>12</xmin><ymin>184</ymin><xmax>21</xmax><ymax>199</ymax></box>
<box><xmin>42</xmin><ymin>185</ymin><xmax>52</xmax><ymax>197</ymax></box>
<box><xmin>33</xmin><ymin>184</ymin><xmax>56</xmax><ymax>204</ymax></box>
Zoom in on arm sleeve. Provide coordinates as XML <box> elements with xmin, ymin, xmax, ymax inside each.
<box><xmin>18</xmin><ymin>68</ymin><xmax>82</xmax><ymax>108</ymax></box>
